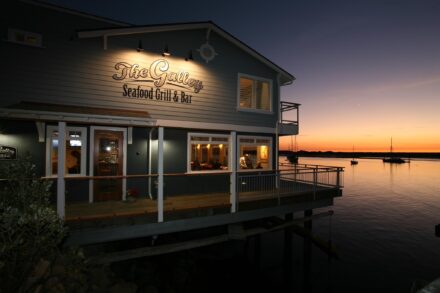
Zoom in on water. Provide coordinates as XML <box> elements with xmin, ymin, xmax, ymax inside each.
<box><xmin>280</xmin><ymin>157</ymin><xmax>440</xmax><ymax>292</ymax></box>
<box><xmin>115</xmin><ymin>157</ymin><xmax>440</xmax><ymax>292</ymax></box>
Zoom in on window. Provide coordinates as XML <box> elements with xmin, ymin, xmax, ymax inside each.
<box><xmin>46</xmin><ymin>126</ymin><xmax>87</xmax><ymax>176</ymax></box>
<box><xmin>238</xmin><ymin>136</ymin><xmax>272</xmax><ymax>170</ymax></box>
<box><xmin>188</xmin><ymin>133</ymin><xmax>229</xmax><ymax>172</ymax></box>
<box><xmin>8</xmin><ymin>28</ymin><xmax>43</xmax><ymax>47</ymax></box>
<box><xmin>238</xmin><ymin>74</ymin><xmax>272</xmax><ymax>112</ymax></box>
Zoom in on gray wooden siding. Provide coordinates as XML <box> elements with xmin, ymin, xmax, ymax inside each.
<box><xmin>2</xmin><ymin>2</ymin><xmax>280</xmax><ymax>129</ymax></box>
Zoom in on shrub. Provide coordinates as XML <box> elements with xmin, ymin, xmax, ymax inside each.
<box><xmin>0</xmin><ymin>155</ymin><xmax>66</xmax><ymax>292</ymax></box>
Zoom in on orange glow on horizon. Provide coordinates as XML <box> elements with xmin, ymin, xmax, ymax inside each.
<box><xmin>279</xmin><ymin>135</ymin><xmax>440</xmax><ymax>153</ymax></box>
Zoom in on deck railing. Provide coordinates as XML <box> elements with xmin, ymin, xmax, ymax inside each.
<box><xmin>236</xmin><ymin>164</ymin><xmax>343</xmax><ymax>210</ymax></box>
<box><xmin>5</xmin><ymin>163</ymin><xmax>343</xmax><ymax>223</ymax></box>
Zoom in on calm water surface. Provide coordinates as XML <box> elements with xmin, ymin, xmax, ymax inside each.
<box><xmin>123</xmin><ymin>157</ymin><xmax>440</xmax><ymax>292</ymax></box>
<box><xmin>282</xmin><ymin>157</ymin><xmax>440</xmax><ymax>292</ymax></box>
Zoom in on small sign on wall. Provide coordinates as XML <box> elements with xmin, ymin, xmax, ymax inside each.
<box><xmin>0</xmin><ymin>145</ymin><xmax>17</xmax><ymax>160</ymax></box>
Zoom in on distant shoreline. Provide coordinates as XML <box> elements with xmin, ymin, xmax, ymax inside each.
<box><xmin>279</xmin><ymin>150</ymin><xmax>440</xmax><ymax>160</ymax></box>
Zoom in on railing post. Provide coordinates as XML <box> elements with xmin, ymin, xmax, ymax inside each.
<box><xmin>56</xmin><ymin>121</ymin><xmax>66</xmax><ymax>219</ymax></box>
<box><xmin>230</xmin><ymin>131</ymin><xmax>237</xmax><ymax>213</ymax></box>
<box><xmin>277</xmin><ymin>171</ymin><xmax>281</xmax><ymax>205</ymax></box>
<box><xmin>313</xmin><ymin>167</ymin><xmax>318</xmax><ymax>200</ymax></box>
<box><xmin>157</xmin><ymin>127</ymin><xmax>164</xmax><ymax>222</ymax></box>
<box><xmin>336</xmin><ymin>168</ymin><xmax>341</xmax><ymax>188</ymax></box>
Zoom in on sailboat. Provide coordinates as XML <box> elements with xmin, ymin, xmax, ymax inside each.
<box><xmin>286</xmin><ymin>135</ymin><xmax>298</xmax><ymax>164</ymax></box>
<box><xmin>350</xmin><ymin>145</ymin><xmax>358</xmax><ymax>165</ymax></box>
<box><xmin>383</xmin><ymin>137</ymin><xmax>405</xmax><ymax>163</ymax></box>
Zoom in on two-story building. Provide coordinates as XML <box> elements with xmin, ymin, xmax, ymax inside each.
<box><xmin>1</xmin><ymin>0</ymin><xmax>342</xmax><ymax>253</ymax></box>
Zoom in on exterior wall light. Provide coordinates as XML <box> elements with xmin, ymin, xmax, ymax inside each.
<box><xmin>136</xmin><ymin>40</ymin><xmax>144</xmax><ymax>52</ymax></box>
<box><xmin>162</xmin><ymin>44</ymin><xmax>171</xmax><ymax>56</ymax></box>
<box><xmin>185</xmin><ymin>50</ymin><xmax>193</xmax><ymax>61</ymax></box>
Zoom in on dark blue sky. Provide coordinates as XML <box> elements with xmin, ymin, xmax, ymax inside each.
<box><xmin>47</xmin><ymin>0</ymin><xmax>440</xmax><ymax>151</ymax></box>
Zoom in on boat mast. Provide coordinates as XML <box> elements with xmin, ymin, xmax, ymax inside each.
<box><xmin>390</xmin><ymin>137</ymin><xmax>393</xmax><ymax>154</ymax></box>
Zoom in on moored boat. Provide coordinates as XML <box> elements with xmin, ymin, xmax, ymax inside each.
<box><xmin>383</xmin><ymin>137</ymin><xmax>407</xmax><ymax>164</ymax></box>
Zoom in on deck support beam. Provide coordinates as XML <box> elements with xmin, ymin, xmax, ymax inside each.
<box><xmin>284</xmin><ymin>212</ymin><xmax>294</xmax><ymax>288</ymax></box>
<box><xmin>57</xmin><ymin>121</ymin><xmax>66</xmax><ymax>219</ymax></box>
<box><xmin>303</xmin><ymin>209</ymin><xmax>313</xmax><ymax>291</ymax></box>
<box><xmin>157</xmin><ymin>127</ymin><xmax>164</xmax><ymax>222</ymax></box>
<box><xmin>230</xmin><ymin>131</ymin><xmax>237</xmax><ymax>212</ymax></box>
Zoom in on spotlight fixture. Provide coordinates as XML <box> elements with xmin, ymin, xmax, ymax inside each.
<box><xmin>185</xmin><ymin>50</ymin><xmax>193</xmax><ymax>61</ymax></box>
<box><xmin>136</xmin><ymin>40</ymin><xmax>144</xmax><ymax>52</ymax></box>
<box><xmin>162</xmin><ymin>44</ymin><xmax>171</xmax><ymax>56</ymax></box>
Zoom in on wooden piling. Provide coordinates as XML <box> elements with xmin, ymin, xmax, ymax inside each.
<box><xmin>303</xmin><ymin>209</ymin><xmax>313</xmax><ymax>292</ymax></box>
<box><xmin>284</xmin><ymin>212</ymin><xmax>294</xmax><ymax>289</ymax></box>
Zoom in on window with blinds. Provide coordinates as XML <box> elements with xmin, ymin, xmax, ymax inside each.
<box><xmin>238</xmin><ymin>75</ymin><xmax>272</xmax><ymax>112</ymax></box>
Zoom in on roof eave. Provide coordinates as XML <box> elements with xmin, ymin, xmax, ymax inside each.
<box><xmin>77</xmin><ymin>21</ymin><xmax>295</xmax><ymax>82</ymax></box>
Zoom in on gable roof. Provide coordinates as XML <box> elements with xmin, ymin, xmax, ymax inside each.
<box><xmin>77</xmin><ymin>21</ymin><xmax>295</xmax><ymax>85</ymax></box>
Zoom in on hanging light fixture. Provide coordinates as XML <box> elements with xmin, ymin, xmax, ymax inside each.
<box><xmin>136</xmin><ymin>40</ymin><xmax>144</xmax><ymax>52</ymax></box>
<box><xmin>162</xmin><ymin>44</ymin><xmax>171</xmax><ymax>56</ymax></box>
<box><xmin>185</xmin><ymin>50</ymin><xmax>193</xmax><ymax>61</ymax></box>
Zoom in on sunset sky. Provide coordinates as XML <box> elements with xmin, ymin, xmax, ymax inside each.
<box><xmin>49</xmin><ymin>0</ymin><xmax>440</xmax><ymax>152</ymax></box>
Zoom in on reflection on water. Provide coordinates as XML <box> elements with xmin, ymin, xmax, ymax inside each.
<box><xmin>279</xmin><ymin>157</ymin><xmax>440</xmax><ymax>292</ymax></box>
<box><xmin>117</xmin><ymin>157</ymin><xmax>440</xmax><ymax>292</ymax></box>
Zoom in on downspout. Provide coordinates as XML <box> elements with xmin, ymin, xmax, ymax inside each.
<box><xmin>276</xmin><ymin>73</ymin><xmax>281</xmax><ymax>171</ymax></box>
<box><xmin>148</xmin><ymin>127</ymin><xmax>155</xmax><ymax>199</ymax></box>
<box><xmin>275</xmin><ymin>74</ymin><xmax>281</xmax><ymax>192</ymax></box>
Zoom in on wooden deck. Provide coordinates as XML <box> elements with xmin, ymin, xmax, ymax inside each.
<box><xmin>65</xmin><ymin>185</ymin><xmax>340</xmax><ymax>223</ymax></box>
<box><xmin>66</xmin><ymin>193</ymin><xmax>230</xmax><ymax>222</ymax></box>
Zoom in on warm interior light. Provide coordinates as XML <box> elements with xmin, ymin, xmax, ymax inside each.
<box><xmin>196</xmin><ymin>144</ymin><xmax>200</xmax><ymax>150</ymax></box>
<box><xmin>219</xmin><ymin>144</ymin><xmax>223</xmax><ymax>149</ymax></box>
<box><xmin>137</xmin><ymin>40</ymin><xmax>144</xmax><ymax>52</ymax></box>
<box><xmin>207</xmin><ymin>144</ymin><xmax>211</xmax><ymax>149</ymax></box>
<box><xmin>260</xmin><ymin>145</ymin><xmax>268</xmax><ymax>160</ymax></box>
<box><xmin>69</xmin><ymin>140</ymin><xmax>81</xmax><ymax>147</ymax></box>
<box><xmin>162</xmin><ymin>44</ymin><xmax>171</xmax><ymax>56</ymax></box>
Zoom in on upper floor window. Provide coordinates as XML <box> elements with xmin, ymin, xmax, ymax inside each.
<box><xmin>238</xmin><ymin>74</ymin><xmax>272</xmax><ymax>112</ymax></box>
<box><xmin>8</xmin><ymin>28</ymin><xmax>43</xmax><ymax>47</ymax></box>
<box><xmin>46</xmin><ymin>126</ymin><xmax>87</xmax><ymax>176</ymax></box>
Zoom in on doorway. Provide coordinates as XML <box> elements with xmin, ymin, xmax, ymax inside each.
<box><xmin>91</xmin><ymin>128</ymin><xmax>126</xmax><ymax>201</ymax></box>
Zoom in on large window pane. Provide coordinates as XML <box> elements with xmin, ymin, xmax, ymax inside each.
<box><xmin>191</xmin><ymin>143</ymin><xmax>228</xmax><ymax>171</ymax></box>
<box><xmin>239</xmin><ymin>77</ymin><xmax>253</xmax><ymax>108</ymax></box>
<box><xmin>238</xmin><ymin>76</ymin><xmax>271</xmax><ymax>111</ymax></box>
<box><xmin>48</xmin><ymin>127</ymin><xmax>86</xmax><ymax>176</ymax></box>
<box><xmin>238</xmin><ymin>136</ymin><xmax>271</xmax><ymax>170</ymax></box>
<box><xmin>256</xmin><ymin>81</ymin><xmax>270</xmax><ymax>110</ymax></box>
<box><xmin>189</xmin><ymin>134</ymin><xmax>229</xmax><ymax>172</ymax></box>
<box><xmin>66</xmin><ymin>131</ymin><xmax>82</xmax><ymax>174</ymax></box>
<box><xmin>50</xmin><ymin>132</ymin><xmax>58</xmax><ymax>175</ymax></box>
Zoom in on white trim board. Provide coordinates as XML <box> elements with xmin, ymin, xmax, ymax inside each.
<box><xmin>156</xmin><ymin>119</ymin><xmax>276</xmax><ymax>134</ymax></box>
<box><xmin>0</xmin><ymin>108</ymin><xmax>156</xmax><ymax>127</ymax></box>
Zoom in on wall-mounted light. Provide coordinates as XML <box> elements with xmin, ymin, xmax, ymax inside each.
<box><xmin>185</xmin><ymin>50</ymin><xmax>193</xmax><ymax>61</ymax></box>
<box><xmin>136</xmin><ymin>40</ymin><xmax>144</xmax><ymax>52</ymax></box>
<box><xmin>162</xmin><ymin>44</ymin><xmax>171</xmax><ymax>56</ymax></box>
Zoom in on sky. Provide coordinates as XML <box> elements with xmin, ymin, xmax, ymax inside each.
<box><xmin>47</xmin><ymin>0</ymin><xmax>440</xmax><ymax>152</ymax></box>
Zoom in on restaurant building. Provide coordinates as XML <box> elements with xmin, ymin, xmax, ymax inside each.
<box><xmin>1</xmin><ymin>0</ymin><xmax>342</xmax><ymax>250</ymax></box>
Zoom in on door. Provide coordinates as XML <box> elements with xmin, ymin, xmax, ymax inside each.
<box><xmin>93</xmin><ymin>130</ymin><xmax>124</xmax><ymax>201</ymax></box>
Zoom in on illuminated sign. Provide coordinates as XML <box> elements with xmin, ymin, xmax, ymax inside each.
<box><xmin>112</xmin><ymin>59</ymin><xmax>204</xmax><ymax>104</ymax></box>
<box><xmin>0</xmin><ymin>145</ymin><xmax>17</xmax><ymax>160</ymax></box>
